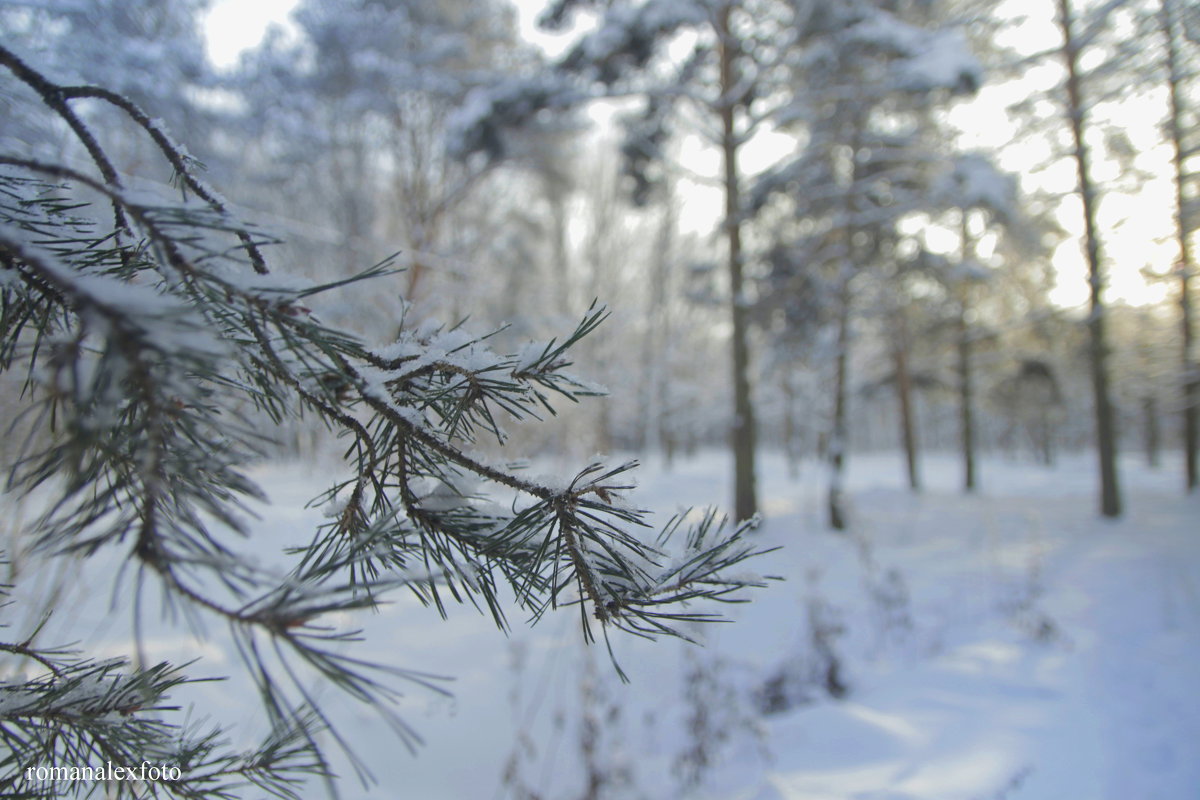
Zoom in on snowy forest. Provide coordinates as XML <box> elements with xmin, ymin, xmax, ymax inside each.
<box><xmin>0</xmin><ymin>0</ymin><xmax>1197</xmax><ymax>798</ymax></box>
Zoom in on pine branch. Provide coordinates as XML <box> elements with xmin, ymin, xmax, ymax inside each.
<box><xmin>0</xmin><ymin>45</ymin><xmax>773</xmax><ymax>797</ymax></box>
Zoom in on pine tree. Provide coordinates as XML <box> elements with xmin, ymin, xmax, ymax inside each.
<box><xmin>450</xmin><ymin>0</ymin><xmax>816</xmax><ymax>522</ymax></box>
<box><xmin>1055</xmin><ymin>0</ymin><xmax>1123</xmax><ymax>517</ymax></box>
<box><xmin>930</xmin><ymin>153</ymin><xmax>1027</xmax><ymax>492</ymax></box>
<box><xmin>0</xmin><ymin>0</ymin><xmax>210</xmax><ymax>127</ymax></box>
<box><xmin>0</xmin><ymin>46</ymin><xmax>771</xmax><ymax>798</ymax></box>
<box><xmin>753</xmin><ymin>0</ymin><xmax>981</xmax><ymax>527</ymax></box>
<box><xmin>228</xmin><ymin>0</ymin><xmax>524</xmax><ymax>309</ymax></box>
<box><xmin>1156</xmin><ymin>0</ymin><xmax>1200</xmax><ymax>491</ymax></box>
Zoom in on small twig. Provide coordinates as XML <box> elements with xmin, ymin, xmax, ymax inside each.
<box><xmin>0</xmin><ymin>640</ymin><xmax>65</xmax><ymax>677</ymax></box>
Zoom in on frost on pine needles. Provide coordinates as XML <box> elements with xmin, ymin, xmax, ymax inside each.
<box><xmin>0</xmin><ymin>45</ymin><xmax>772</xmax><ymax>797</ymax></box>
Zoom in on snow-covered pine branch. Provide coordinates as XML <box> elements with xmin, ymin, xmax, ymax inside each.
<box><xmin>0</xmin><ymin>42</ymin><xmax>771</xmax><ymax>796</ymax></box>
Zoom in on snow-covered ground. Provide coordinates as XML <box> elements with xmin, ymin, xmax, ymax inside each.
<box><xmin>5</xmin><ymin>449</ymin><xmax>1198</xmax><ymax>799</ymax></box>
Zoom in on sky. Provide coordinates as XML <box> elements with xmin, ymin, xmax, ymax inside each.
<box><xmin>202</xmin><ymin>0</ymin><xmax>1178</xmax><ymax>309</ymax></box>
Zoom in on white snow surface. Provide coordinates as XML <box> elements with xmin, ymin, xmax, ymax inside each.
<box><xmin>3</xmin><ymin>450</ymin><xmax>1197</xmax><ymax>799</ymax></box>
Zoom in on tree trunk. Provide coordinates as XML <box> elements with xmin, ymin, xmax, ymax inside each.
<box><xmin>1144</xmin><ymin>395</ymin><xmax>1162</xmax><ymax>468</ymax></box>
<box><xmin>1161</xmin><ymin>0</ymin><xmax>1198</xmax><ymax>491</ymax></box>
<box><xmin>717</xmin><ymin>3</ymin><xmax>758</xmax><ymax>522</ymax></box>
<box><xmin>829</xmin><ymin>285</ymin><xmax>851</xmax><ymax>531</ymax></box>
<box><xmin>958</xmin><ymin>210</ymin><xmax>977</xmax><ymax>492</ymax></box>
<box><xmin>893</xmin><ymin>312</ymin><xmax>920</xmax><ymax>491</ymax></box>
<box><xmin>642</xmin><ymin>197</ymin><xmax>674</xmax><ymax>459</ymax></box>
<box><xmin>1036</xmin><ymin>407</ymin><xmax>1056</xmax><ymax>466</ymax></box>
<box><xmin>782</xmin><ymin>370</ymin><xmax>802</xmax><ymax>479</ymax></box>
<box><xmin>328</xmin><ymin>118</ymin><xmax>371</xmax><ymax>275</ymax></box>
<box><xmin>546</xmin><ymin>172</ymin><xmax>574</xmax><ymax>315</ymax></box>
<box><xmin>828</xmin><ymin>105</ymin><xmax>865</xmax><ymax>531</ymax></box>
<box><xmin>957</xmin><ymin>308</ymin><xmax>976</xmax><ymax>492</ymax></box>
<box><xmin>1058</xmin><ymin>0</ymin><xmax>1122</xmax><ymax>517</ymax></box>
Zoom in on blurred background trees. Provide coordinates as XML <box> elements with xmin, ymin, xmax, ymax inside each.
<box><xmin>4</xmin><ymin>0</ymin><xmax>1199</xmax><ymax>796</ymax></box>
<box><xmin>1</xmin><ymin>0</ymin><xmax>1195</xmax><ymax>515</ymax></box>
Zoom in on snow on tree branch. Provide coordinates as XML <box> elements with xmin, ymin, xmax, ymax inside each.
<box><xmin>0</xmin><ymin>41</ymin><xmax>772</xmax><ymax>795</ymax></box>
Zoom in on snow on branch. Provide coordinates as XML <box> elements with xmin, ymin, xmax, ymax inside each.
<box><xmin>0</xmin><ymin>40</ymin><xmax>772</xmax><ymax>792</ymax></box>
<box><xmin>847</xmin><ymin>10</ymin><xmax>983</xmax><ymax>94</ymax></box>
